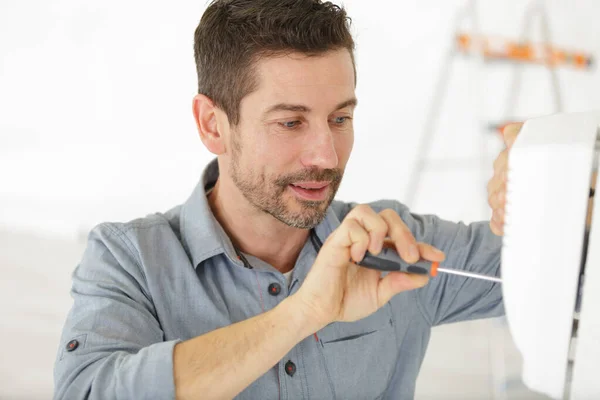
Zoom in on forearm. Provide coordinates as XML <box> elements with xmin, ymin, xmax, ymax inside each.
<box><xmin>173</xmin><ymin>296</ymin><xmax>317</xmax><ymax>399</ymax></box>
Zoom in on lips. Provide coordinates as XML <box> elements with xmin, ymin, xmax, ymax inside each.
<box><xmin>290</xmin><ymin>181</ymin><xmax>330</xmax><ymax>190</ymax></box>
<box><xmin>288</xmin><ymin>181</ymin><xmax>331</xmax><ymax>201</ymax></box>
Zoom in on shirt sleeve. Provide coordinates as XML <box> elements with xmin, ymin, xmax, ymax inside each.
<box><xmin>53</xmin><ymin>223</ymin><xmax>180</xmax><ymax>400</ymax></box>
<box><xmin>361</xmin><ymin>200</ymin><xmax>504</xmax><ymax>327</ymax></box>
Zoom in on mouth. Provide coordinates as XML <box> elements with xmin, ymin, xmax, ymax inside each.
<box><xmin>288</xmin><ymin>181</ymin><xmax>331</xmax><ymax>201</ymax></box>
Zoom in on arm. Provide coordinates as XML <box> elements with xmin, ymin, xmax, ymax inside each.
<box><xmin>340</xmin><ymin>199</ymin><xmax>503</xmax><ymax>326</ymax></box>
<box><xmin>54</xmin><ymin>224</ymin><xmax>317</xmax><ymax>400</ymax></box>
<box><xmin>396</xmin><ymin>205</ymin><xmax>504</xmax><ymax>326</ymax></box>
<box><xmin>54</xmin><ymin>224</ymin><xmax>177</xmax><ymax>399</ymax></box>
<box><xmin>173</xmin><ymin>297</ymin><xmax>313</xmax><ymax>399</ymax></box>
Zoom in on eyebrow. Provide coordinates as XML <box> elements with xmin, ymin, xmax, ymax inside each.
<box><xmin>264</xmin><ymin>97</ymin><xmax>358</xmax><ymax>115</ymax></box>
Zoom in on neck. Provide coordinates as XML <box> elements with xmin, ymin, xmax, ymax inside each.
<box><xmin>207</xmin><ymin>178</ymin><xmax>310</xmax><ymax>274</ymax></box>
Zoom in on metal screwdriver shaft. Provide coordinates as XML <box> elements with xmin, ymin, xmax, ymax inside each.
<box><xmin>436</xmin><ymin>266</ymin><xmax>502</xmax><ymax>283</ymax></box>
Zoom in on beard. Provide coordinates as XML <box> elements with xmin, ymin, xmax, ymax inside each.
<box><xmin>229</xmin><ymin>136</ymin><xmax>343</xmax><ymax>229</ymax></box>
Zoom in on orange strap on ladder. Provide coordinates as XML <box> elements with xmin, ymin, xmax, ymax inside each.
<box><xmin>457</xmin><ymin>33</ymin><xmax>594</xmax><ymax>69</ymax></box>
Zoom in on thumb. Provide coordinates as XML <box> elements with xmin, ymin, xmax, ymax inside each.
<box><xmin>377</xmin><ymin>271</ymin><xmax>429</xmax><ymax>306</ymax></box>
<box><xmin>502</xmin><ymin>122</ymin><xmax>523</xmax><ymax>148</ymax></box>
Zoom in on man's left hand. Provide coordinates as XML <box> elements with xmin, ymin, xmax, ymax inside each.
<box><xmin>487</xmin><ymin>122</ymin><xmax>523</xmax><ymax>236</ymax></box>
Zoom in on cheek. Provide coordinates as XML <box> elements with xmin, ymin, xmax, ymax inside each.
<box><xmin>257</xmin><ymin>134</ymin><xmax>300</xmax><ymax>163</ymax></box>
<box><xmin>336</xmin><ymin>132</ymin><xmax>354</xmax><ymax>163</ymax></box>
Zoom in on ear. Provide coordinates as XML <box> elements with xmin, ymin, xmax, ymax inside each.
<box><xmin>192</xmin><ymin>94</ymin><xmax>226</xmax><ymax>155</ymax></box>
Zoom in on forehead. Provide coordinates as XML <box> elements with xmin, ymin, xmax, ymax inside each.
<box><xmin>251</xmin><ymin>49</ymin><xmax>356</xmax><ymax>107</ymax></box>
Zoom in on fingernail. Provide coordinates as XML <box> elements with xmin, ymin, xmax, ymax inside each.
<box><xmin>409</xmin><ymin>245</ymin><xmax>419</xmax><ymax>261</ymax></box>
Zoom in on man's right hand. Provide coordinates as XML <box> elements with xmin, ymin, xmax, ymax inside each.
<box><xmin>292</xmin><ymin>205</ymin><xmax>446</xmax><ymax>331</ymax></box>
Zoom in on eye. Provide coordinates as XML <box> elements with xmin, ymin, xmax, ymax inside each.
<box><xmin>332</xmin><ymin>116</ymin><xmax>351</xmax><ymax>125</ymax></box>
<box><xmin>279</xmin><ymin>121</ymin><xmax>301</xmax><ymax>129</ymax></box>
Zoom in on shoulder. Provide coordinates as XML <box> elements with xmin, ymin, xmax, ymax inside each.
<box><xmin>80</xmin><ymin>206</ymin><xmax>183</xmax><ymax>275</ymax></box>
<box><xmin>88</xmin><ymin>205</ymin><xmax>182</xmax><ymax>245</ymax></box>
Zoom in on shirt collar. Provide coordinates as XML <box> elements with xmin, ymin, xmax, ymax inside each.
<box><xmin>180</xmin><ymin>158</ymin><xmax>241</xmax><ymax>268</ymax></box>
<box><xmin>180</xmin><ymin>158</ymin><xmax>343</xmax><ymax>269</ymax></box>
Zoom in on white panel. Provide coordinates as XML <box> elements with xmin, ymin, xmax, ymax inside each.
<box><xmin>502</xmin><ymin>111</ymin><xmax>600</xmax><ymax>399</ymax></box>
<box><xmin>572</xmin><ymin>129</ymin><xmax>600</xmax><ymax>399</ymax></box>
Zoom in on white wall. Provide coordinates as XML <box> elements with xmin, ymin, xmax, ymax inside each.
<box><xmin>1</xmin><ymin>0</ymin><xmax>599</xmax><ymax>236</ymax></box>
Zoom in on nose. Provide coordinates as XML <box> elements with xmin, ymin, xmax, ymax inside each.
<box><xmin>300</xmin><ymin>125</ymin><xmax>339</xmax><ymax>170</ymax></box>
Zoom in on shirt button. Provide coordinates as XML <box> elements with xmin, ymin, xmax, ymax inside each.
<box><xmin>268</xmin><ymin>283</ymin><xmax>281</xmax><ymax>296</ymax></box>
<box><xmin>66</xmin><ymin>339</ymin><xmax>79</xmax><ymax>352</ymax></box>
<box><xmin>285</xmin><ymin>360</ymin><xmax>296</xmax><ymax>377</ymax></box>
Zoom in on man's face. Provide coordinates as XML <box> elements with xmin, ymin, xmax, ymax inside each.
<box><xmin>226</xmin><ymin>49</ymin><xmax>356</xmax><ymax>229</ymax></box>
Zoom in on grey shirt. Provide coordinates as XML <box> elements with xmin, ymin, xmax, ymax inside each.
<box><xmin>54</xmin><ymin>159</ymin><xmax>504</xmax><ymax>400</ymax></box>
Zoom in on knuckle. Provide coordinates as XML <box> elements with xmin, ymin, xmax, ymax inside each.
<box><xmin>345</xmin><ymin>216</ymin><xmax>361</xmax><ymax>229</ymax></box>
<box><xmin>378</xmin><ymin>208</ymin><xmax>397</xmax><ymax>218</ymax></box>
<box><xmin>353</xmin><ymin>203</ymin><xmax>367</xmax><ymax>211</ymax></box>
<box><xmin>355</xmin><ymin>204</ymin><xmax>372</xmax><ymax>213</ymax></box>
<box><xmin>404</xmin><ymin>229</ymin><xmax>417</xmax><ymax>243</ymax></box>
<box><xmin>350</xmin><ymin>204</ymin><xmax>375</xmax><ymax>219</ymax></box>
<box><xmin>373</xmin><ymin>218</ymin><xmax>388</xmax><ymax>235</ymax></box>
<box><xmin>380</xmin><ymin>209</ymin><xmax>406</xmax><ymax>228</ymax></box>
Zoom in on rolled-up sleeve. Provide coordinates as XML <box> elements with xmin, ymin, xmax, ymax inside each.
<box><xmin>359</xmin><ymin>200</ymin><xmax>504</xmax><ymax>327</ymax></box>
<box><xmin>397</xmin><ymin>206</ymin><xmax>504</xmax><ymax>326</ymax></box>
<box><xmin>54</xmin><ymin>224</ymin><xmax>180</xmax><ymax>400</ymax></box>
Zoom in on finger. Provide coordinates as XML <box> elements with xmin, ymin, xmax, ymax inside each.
<box><xmin>492</xmin><ymin>208</ymin><xmax>505</xmax><ymax>224</ymax></box>
<box><xmin>503</xmin><ymin>122</ymin><xmax>523</xmax><ymax>148</ymax></box>
<box><xmin>488</xmin><ymin>184</ymin><xmax>506</xmax><ymax>210</ymax></box>
<box><xmin>344</xmin><ymin>218</ymin><xmax>371</xmax><ymax>264</ymax></box>
<box><xmin>320</xmin><ymin>217</ymin><xmax>370</xmax><ymax>267</ymax></box>
<box><xmin>377</xmin><ymin>271</ymin><xmax>429</xmax><ymax>306</ymax></box>
<box><xmin>491</xmin><ymin>214</ymin><xmax>501</xmax><ymax>232</ymax></box>
<box><xmin>344</xmin><ymin>256</ymin><xmax>363</xmax><ymax>283</ymax></box>
<box><xmin>489</xmin><ymin>221</ymin><xmax>500</xmax><ymax>235</ymax></box>
<box><xmin>381</xmin><ymin>239</ymin><xmax>445</xmax><ymax>263</ymax></box>
<box><xmin>491</xmin><ymin>210</ymin><xmax>505</xmax><ymax>234</ymax></box>
<box><xmin>379</xmin><ymin>209</ymin><xmax>419</xmax><ymax>263</ymax></box>
<box><xmin>488</xmin><ymin>152</ymin><xmax>508</xmax><ymax>195</ymax></box>
<box><xmin>417</xmin><ymin>242</ymin><xmax>446</xmax><ymax>262</ymax></box>
<box><xmin>490</xmin><ymin>219</ymin><xmax>503</xmax><ymax>236</ymax></box>
<box><xmin>492</xmin><ymin>149</ymin><xmax>508</xmax><ymax>175</ymax></box>
<box><xmin>486</xmin><ymin>175</ymin><xmax>504</xmax><ymax>198</ymax></box>
<box><xmin>346</xmin><ymin>204</ymin><xmax>388</xmax><ymax>254</ymax></box>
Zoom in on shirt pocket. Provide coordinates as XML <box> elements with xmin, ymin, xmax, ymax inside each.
<box><xmin>317</xmin><ymin>304</ymin><xmax>398</xmax><ymax>399</ymax></box>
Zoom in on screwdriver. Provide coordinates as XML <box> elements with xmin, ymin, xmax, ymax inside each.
<box><xmin>358</xmin><ymin>247</ymin><xmax>502</xmax><ymax>283</ymax></box>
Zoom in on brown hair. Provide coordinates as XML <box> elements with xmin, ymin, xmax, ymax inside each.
<box><xmin>193</xmin><ymin>0</ymin><xmax>356</xmax><ymax>126</ymax></box>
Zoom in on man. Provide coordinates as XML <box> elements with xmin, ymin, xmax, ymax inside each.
<box><xmin>53</xmin><ymin>1</ymin><xmax>518</xmax><ymax>399</ymax></box>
